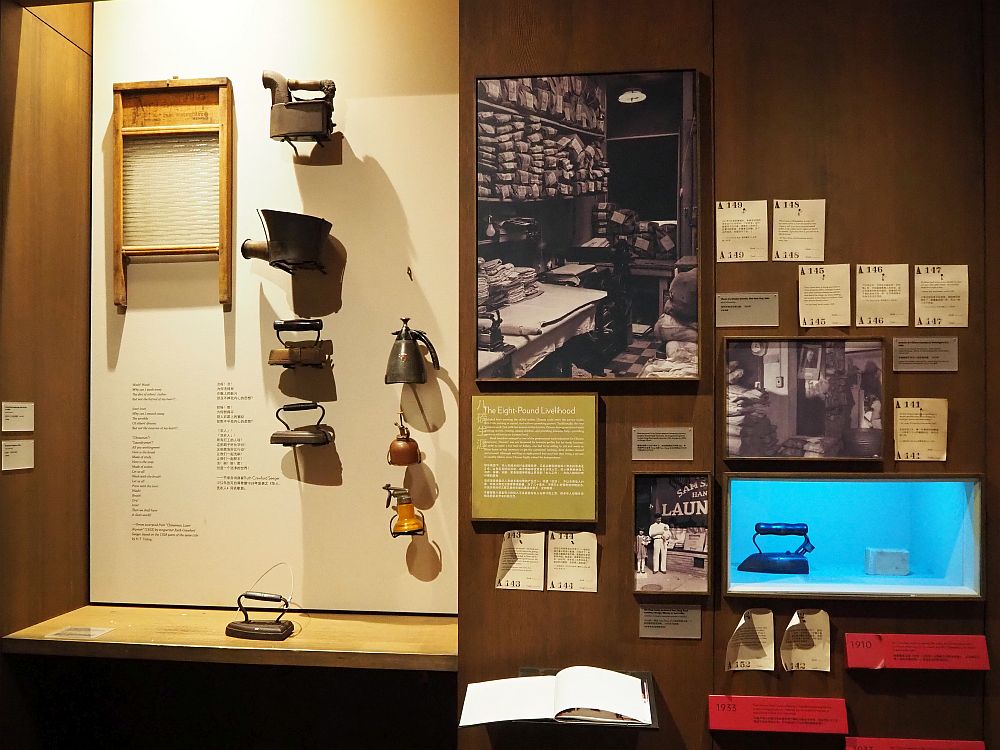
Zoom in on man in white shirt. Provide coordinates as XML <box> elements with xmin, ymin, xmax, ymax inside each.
<box><xmin>648</xmin><ymin>515</ymin><xmax>670</xmax><ymax>574</ymax></box>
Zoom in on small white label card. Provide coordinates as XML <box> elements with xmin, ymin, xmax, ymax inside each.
<box><xmin>726</xmin><ymin>608</ymin><xmax>775</xmax><ymax>671</ymax></box>
<box><xmin>798</xmin><ymin>263</ymin><xmax>850</xmax><ymax>327</ymax></box>
<box><xmin>772</xmin><ymin>199</ymin><xmax>826</xmax><ymax>261</ymax></box>
<box><xmin>45</xmin><ymin>626</ymin><xmax>114</xmax><ymax>640</ymax></box>
<box><xmin>716</xmin><ymin>200</ymin><xmax>768</xmax><ymax>262</ymax></box>
<box><xmin>856</xmin><ymin>264</ymin><xmax>909</xmax><ymax>326</ymax></box>
<box><xmin>631</xmin><ymin>426</ymin><xmax>693</xmax><ymax>461</ymax></box>
<box><xmin>1</xmin><ymin>401</ymin><xmax>34</xmax><ymax>432</ymax></box>
<box><xmin>892</xmin><ymin>337</ymin><xmax>959</xmax><ymax>372</ymax></box>
<box><xmin>715</xmin><ymin>292</ymin><xmax>780</xmax><ymax>327</ymax></box>
<box><xmin>2</xmin><ymin>439</ymin><xmax>34</xmax><ymax>471</ymax></box>
<box><xmin>894</xmin><ymin>398</ymin><xmax>948</xmax><ymax>461</ymax></box>
<box><xmin>495</xmin><ymin>530</ymin><xmax>545</xmax><ymax>591</ymax></box>
<box><xmin>639</xmin><ymin>604</ymin><xmax>702</xmax><ymax>639</ymax></box>
<box><xmin>914</xmin><ymin>264</ymin><xmax>969</xmax><ymax>327</ymax></box>
<box><xmin>780</xmin><ymin>609</ymin><xmax>831</xmax><ymax>672</ymax></box>
<box><xmin>546</xmin><ymin>531</ymin><xmax>597</xmax><ymax>592</ymax></box>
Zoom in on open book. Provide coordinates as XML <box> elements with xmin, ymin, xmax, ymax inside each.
<box><xmin>459</xmin><ymin>666</ymin><xmax>652</xmax><ymax>727</ymax></box>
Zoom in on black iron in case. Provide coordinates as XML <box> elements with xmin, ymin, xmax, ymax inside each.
<box><xmin>225</xmin><ymin>591</ymin><xmax>294</xmax><ymax>641</ymax></box>
<box><xmin>737</xmin><ymin>522</ymin><xmax>815</xmax><ymax>575</ymax></box>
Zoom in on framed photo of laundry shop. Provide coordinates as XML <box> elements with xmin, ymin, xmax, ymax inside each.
<box><xmin>475</xmin><ymin>70</ymin><xmax>701</xmax><ymax>380</ymax></box>
<box><xmin>724</xmin><ymin>473</ymin><xmax>982</xmax><ymax>600</ymax></box>
<box><xmin>723</xmin><ymin>338</ymin><xmax>885</xmax><ymax>460</ymax></box>
<box><xmin>633</xmin><ymin>473</ymin><xmax>711</xmax><ymax>595</ymax></box>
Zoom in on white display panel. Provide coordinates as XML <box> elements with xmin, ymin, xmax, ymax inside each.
<box><xmin>90</xmin><ymin>0</ymin><xmax>458</xmax><ymax>613</ymax></box>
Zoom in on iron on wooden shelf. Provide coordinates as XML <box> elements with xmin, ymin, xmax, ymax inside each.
<box><xmin>225</xmin><ymin>591</ymin><xmax>293</xmax><ymax>641</ymax></box>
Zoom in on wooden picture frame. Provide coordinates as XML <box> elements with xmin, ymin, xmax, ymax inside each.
<box><xmin>723</xmin><ymin>473</ymin><xmax>983</xmax><ymax>600</ymax></box>
<box><xmin>113</xmin><ymin>77</ymin><xmax>234</xmax><ymax>309</ymax></box>
<box><xmin>723</xmin><ymin>337</ymin><xmax>885</xmax><ymax>460</ymax></box>
<box><xmin>633</xmin><ymin>472</ymin><xmax>711</xmax><ymax>595</ymax></box>
<box><xmin>474</xmin><ymin>70</ymin><xmax>701</xmax><ymax>381</ymax></box>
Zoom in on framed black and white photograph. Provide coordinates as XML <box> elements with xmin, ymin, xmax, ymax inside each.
<box><xmin>633</xmin><ymin>473</ymin><xmax>710</xmax><ymax>594</ymax></box>
<box><xmin>475</xmin><ymin>70</ymin><xmax>700</xmax><ymax>380</ymax></box>
<box><xmin>725</xmin><ymin>338</ymin><xmax>885</xmax><ymax>460</ymax></box>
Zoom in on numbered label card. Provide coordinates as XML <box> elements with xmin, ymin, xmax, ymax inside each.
<box><xmin>780</xmin><ymin>609</ymin><xmax>831</xmax><ymax>672</ymax></box>
<box><xmin>546</xmin><ymin>531</ymin><xmax>597</xmax><ymax>593</ymax></box>
<box><xmin>856</xmin><ymin>264</ymin><xmax>909</xmax><ymax>326</ymax></box>
<box><xmin>716</xmin><ymin>200</ymin><xmax>768</xmax><ymax>262</ymax></box>
<box><xmin>726</xmin><ymin>608</ymin><xmax>774</xmax><ymax>671</ymax></box>
<box><xmin>798</xmin><ymin>263</ymin><xmax>850</xmax><ymax>327</ymax></box>
<box><xmin>495</xmin><ymin>530</ymin><xmax>545</xmax><ymax>591</ymax></box>
<box><xmin>894</xmin><ymin>398</ymin><xmax>948</xmax><ymax>461</ymax></box>
<box><xmin>914</xmin><ymin>265</ymin><xmax>969</xmax><ymax>327</ymax></box>
<box><xmin>772</xmin><ymin>199</ymin><xmax>825</xmax><ymax>261</ymax></box>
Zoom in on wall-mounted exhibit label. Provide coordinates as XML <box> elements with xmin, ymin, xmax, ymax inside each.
<box><xmin>708</xmin><ymin>695</ymin><xmax>848</xmax><ymax>733</ymax></box>
<box><xmin>726</xmin><ymin>608</ymin><xmax>774</xmax><ymax>671</ymax></box>
<box><xmin>798</xmin><ymin>264</ymin><xmax>850</xmax><ymax>327</ymax></box>
<box><xmin>779</xmin><ymin>609</ymin><xmax>830</xmax><ymax>672</ymax></box>
<box><xmin>845</xmin><ymin>633</ymin><xmax>989</xmax><ymax>670</ymax></box>
<box><xmin>2</xmin><ymin>439</ymin><xmax>34</xmax><ymax>471</ymax></box>
<box><xmin>715</xmin><ymin>293</ymin><xmax>779</xmax><ymax>327</ymax></box>
<box><xmin>856</xmin><ymin>264</ymin><xmax>909</xmax><ymax>326</ymax></box>
<box><xmin>631</xmin><ymin>426</ymin><xmax>693</xmax><ymax>461</ymax></box>
<box><xmin>44</xmin><ymin>626</ymin><xmax>114</xmax><ymax>640</ymax></box>
<box><xmin>893</xmin><ymin>398</ymin><xmax>948</xmax><ymax>461</ymax></box>
<box><xmin>847</xmin><ymin>738</ymin><xmax>985</xmax><ymax>750</ymax></box>
<box><xmin>716</xmin><ymin>200</ymin><xmax>768</xmax><ymax>262</ymax></box>
<box><xmin>495</xmin><ymin>530</ymin><xmax>545</xmax><ymax>591</ymax></box>
<box><xmin>772</xmin><ymin>199</ymin><xmax>825</xmax><ymax>261</ymax></box>
<box><xmin>472</xmin><ymin>395</ymin><xmax>597</xmax><ymax>521</ymax></box>
<box><xmin>1</xmin><ymin>401</ymin><xmax>34</xmax><ymax>432</ymax></box>
<box><xmin>915</xmin><ymin>265</ymin><xmax>969</xmax><ymax>327</ymax></box>
<box><xmin>892</xmin><ymin>337</ymin><xmax>959</xmax><ymax>372</ymax></box>
<box><xmin>639</xmin><ymin>604</ymin><xmax>702</xmax><ymax>639</ymax></box>
<box><xmin>546</xmin><ymin>531</ymin><xmax>597</xmax><ymax>592</ymax></box>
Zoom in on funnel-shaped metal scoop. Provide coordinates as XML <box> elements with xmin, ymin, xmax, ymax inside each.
<box><xmin>241</xmin><ymin>209</ymin><xmax>331</xmax><ymax>274</ymax></box>
<box><xmin>737</xmin><ymin>522</ymin><xmax>814</xmax><ymax>575</ymax></box>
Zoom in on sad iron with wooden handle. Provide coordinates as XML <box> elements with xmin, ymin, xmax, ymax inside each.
<box><xmin>737</xmin><ymin>523</ymin><xmax>815</xmax><ymax>575</ymax></box>
<box><xmin>225</xmin><ymin>591</ymin><xmax>293</xmax><ymax>641</ymax></box>
<box><xmin>270</xmin><ymin>401</ymin><xmax>331</xmax><ymax>446</ymax></box>
<box><xmin>268</xmin><ymin>319</ymin><xmax>331</xmax><ymax>368</ymax></box>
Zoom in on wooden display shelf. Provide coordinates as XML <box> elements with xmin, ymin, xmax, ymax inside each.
<box><xmin>2</xmin><ymin>605</ymin><xmax>458</xmax><ymax>672</ymax></box>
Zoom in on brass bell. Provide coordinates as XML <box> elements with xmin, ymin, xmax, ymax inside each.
<box><xmin>241</xmin><ymin>209</ymin><xmax>331</xmax><ymax>274</ymax></box>
<box><xmin>384</xmin><ymin>318</ymin><xmax>440</xmax><ymax>384</ymax></box>
<box><xmin>383</xmin><ymin>484</ymin><xmax>424</xmax><ymax>537</ymax></box>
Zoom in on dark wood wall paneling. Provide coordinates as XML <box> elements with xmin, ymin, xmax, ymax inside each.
<box><xmin>460</xmin><ymin>2</ymin><xmax>990</xmax><ymax>749</ymax></box>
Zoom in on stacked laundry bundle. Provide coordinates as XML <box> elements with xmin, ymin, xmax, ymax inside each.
<box><xmin>726</xmin><ymin>381</ymin><xmax>779</xmax><ymax>457</ymax></box>
<box><xmin>776</xmin><ymin>435</ymin><xmax>843</xmax><ymax>458</ymax></box>
<box><xmin>515</xmin><ymin>266</ymin><xmax>543</xmax><ymax>299</ymax></box>
<box><xmin>478</xmin><ymin>75</ymin><xmax>607</xmax><ymax>131</ymax></box>
<box><xmin>592</xmin><ymin>202</ymin><xmax>615</xmax><ymax>237</ymax></box>
<box><xmin>476</xmin><ymin>259</ymin><xmax>544</xmax><ymax>311</ymax></box>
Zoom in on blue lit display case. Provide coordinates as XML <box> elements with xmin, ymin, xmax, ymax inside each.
<box><xmin>724</xmin><ymin>474</ymin><xmax>982</xmax><ymax>599</ymax></box>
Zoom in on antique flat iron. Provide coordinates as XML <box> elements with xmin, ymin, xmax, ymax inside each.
<box><xmin>384</xmin><ymin>483</ymin><xmax>425</xmax><ymax>538</ymax></box>
<box><xmin>225</xmin><ymin>591</ymin><xmax>294</xmax><ymax>641</ymax></box>
<box><xmin>477</xmin><ymin>310</ymin><xmax>506</xmax><ymax>352</ymax></box>
<box><xmin>262</xmin><ymin>70</ymin><xmax>336</xmax><ymax>154</ymax></box>
<box><xmin>737</xmin><ymin>523</ymin><xmax>815</xmax><ymax>575</ymax></box>
<box><xmin>241</xmin><ymin>209</ymin><xmax>331</xmax><ymax>274</ymax></box>
<box><xmin>385</xmin><ymin>318</ymin><xmax>440</xmax><ymax>384</ymax></box>
<box><xmin>269</xmin><ymin>319</ymin><xmax>330</xmax><ymax>368</ymax></box>
<box><xmin>270</xmin><ymin>402</ymin><xmax>331</xmax><ymax>446</ymax></box>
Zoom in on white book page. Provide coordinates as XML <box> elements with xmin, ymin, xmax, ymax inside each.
<box><xmin>552</xmin><ymin>666</ymin><xmax>651</xmax><ymax>724</ymax></box>
<box><xmin>459</xmin><ymin>675</ymin><xmax>557</xmax><ymax>726</ymax></box>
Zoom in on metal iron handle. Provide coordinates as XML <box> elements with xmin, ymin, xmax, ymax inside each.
<box><xmin>236</xmin><ymin>591</ymin><xmax>290</xmax><ymax>623</ymax></box>
<box><xmin>275</xmin><ymin>402</ymin><xmax>325</xmax><ymax>430</ymax></box>
<box><xmin>754</xmin><ymin>523</ymin><xmax>808</xmax><ymax>536</ymax></box>
<box><xmin>274</xmin><ymin>319</ymin><xmax>322</xmax><ymax>332</ymax></box>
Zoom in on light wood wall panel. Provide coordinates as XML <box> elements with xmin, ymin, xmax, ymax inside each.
<box><xmin>24</xmin><ymin>1</ymin><xmax>91</xmax><ymax>53</ymax></box>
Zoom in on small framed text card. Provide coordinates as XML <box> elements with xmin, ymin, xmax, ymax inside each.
<box><xmin>798</xmin><ymin>264</ymin><xmax>850</xmax><ymax>327</ymax></box>
<box><xmin>716</xmin><ymin>200</ymin><xmax>768</xmax><ymax>262</ymax></box>
<box><xmin>472</xmin><ymin>394</ymin><xmax>597</xmax><ymax>521</ymax></box>
<box><xmin>894</xmin><ymin>398</ymin><xmax>948</xmax><ymax>461</ymax></box>
<box><xmin>773</xmin><ymin>199</ymin><xmax>825</xmax><ymax>261</ymax></box>
<box><xmin>914</xmin><ymin>265</ymin><xmax>969</xmax><ymax>327</ymax></box>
